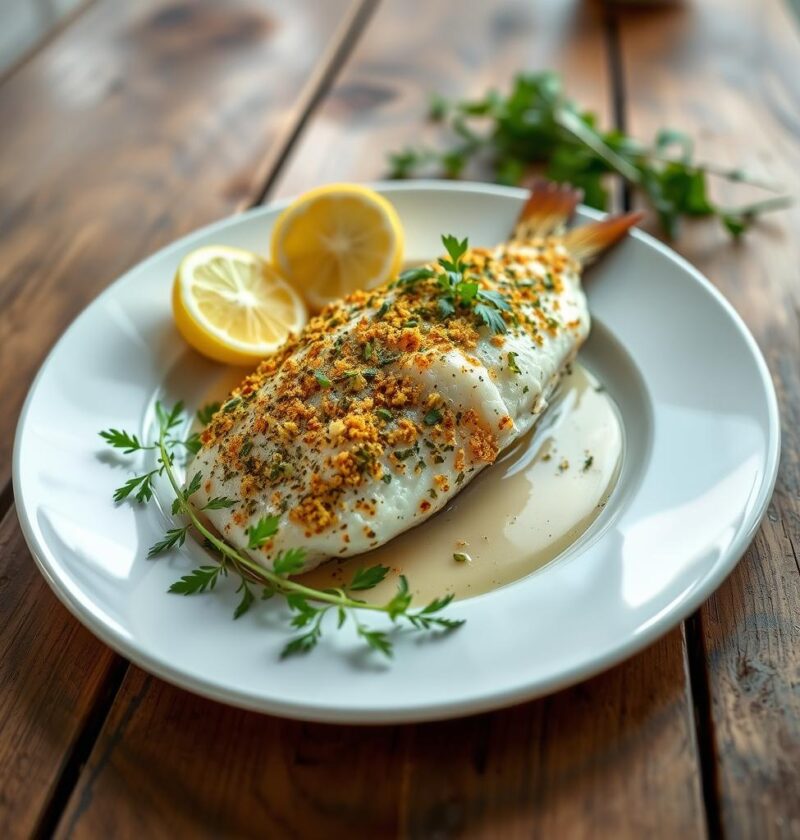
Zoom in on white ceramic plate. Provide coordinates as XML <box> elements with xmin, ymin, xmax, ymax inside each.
<box><xmin>13</xmin><ymin>182</ymin><xmax>779</xmax><ymax>724</ymax></box>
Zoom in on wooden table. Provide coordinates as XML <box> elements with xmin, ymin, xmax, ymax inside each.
<box><xmin>1</xmin><ymin>1</ymin><xmax>798</xmax><ymax>836</ymax></box>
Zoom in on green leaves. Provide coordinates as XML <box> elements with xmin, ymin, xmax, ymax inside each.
<box><xmin>100</xmin><ymin>398</ymin><xmax>466</xmax><ymax>664</ymax></box>
<box><xmin>349</xmin><ymin>564</ymin><xmax>390</xmax><ymax>591</ymax></box>
<box><xmin>397</xmin><ymin>266</ymin><xmax>436</xmax><ymax>287</ymax></box>
<box><xmin>203</xmin><ymin>496</ymin><xmax>236</xmax><ymax>510</ymax></box>
<box><xmin>437</xmin><ymin>297</ymin><xmax>456</xmax><ymax>319</ymax></box>
<box><xmin>234</xmin><ymin>580</ymin><xmax>254</xmax><ymax>619</ymax></box>
<box><xmin>477</xmin><ymin>289</ymin><xmax>510</xmax><ymax>311</ymax></box>
<box><xmin>179</xmin><ymin>432</ymin><xmax>202</xmax><ymax>456</ymax></box>
<box><xmin>185</xmin><ymin>471</ymin><xmax>202</xmax><ymax>497</ymax></box>
<box><xmin>356</xmin><ymin>626</ymin><xmax>393</xmax><ymax>657</ymax></box>
<box><xmin>314</xmin><ymin>370</ymin><xmax>332</xmax><ymax>388</ymax></box>
<box><xmin>171</xmin><ymin>471</ymin><xmax>202</xmax><ymax>515</ymax></box>
<box><xmin>272</xmin><ymin>548</ymin><xmax>307</xmax><ymax>576</ymax></box>
<box><xmin>433</xmin><ymin>234</ymin><xmax>508</xmax><ymax>334</ymax></box>
<box><xmin>113</xmin><ymin>471</ymin><xmax>157</xmax><ymax>504</ymax></box>
<box><xmin>722</xmin><ymin>214</ymin><xmax>746</xmax><ymax>238</ymax></box>
<box><xmin>281</xmin><ymin>623</ymin><xmax>323</xmax><ymax>658</ymax></box>
<box><xmin>246</xmin><ymin>515</ymin><xmax>281</xmax><ymax>549</ymax></box>
<box><xmin>196</xmin><ymin>402</ymin><xmax>221</xmax><ymax>425</ymax></box>
<box><xmin>148</xmin><ymin>526</ymin><xmax>190</xmax><ymax>558</ymax></box>
<box><xmin>474</xmin><ymin>289</ymin><xmax>510</xmax><ymax>335</ymax></box>
<box><xmin>406</xmin><ymin>594</ymin><xmax>465</xmax><ymax>631</ymax></box>
<box><xmin>441</xmin><ymin>234</ymin><xmax>468</xmax><ymax>267</ymax></box>
<box><xmin>386</xmin><ymin>71</ymin><xmax>790</xmax><ymax>239</ymax></box>
<box><xmin>99</xmin><ymin>429</ymin><xmax>151</xmax><ymax>453</ymax></box>
<box><xmin>156</xmin><ymin>400</ymin><xmax>185</xmax><ymax>434</ymax></box>
<box><xmin>474</xmin><ymin>303</ymin><xmax>508</xmax><ymax>335</ymax></box>
<box><xmin>386</xmin><ymin>575</ymin><xmax>412</xmax><ymax>619</ymax></box>
<box><xmin>423</xmin><ymin>408</ymin><xmax>443</xmax><ymax>426</ymax></box>
<box><xmin>507</xmin><ymin>352</ymin><xmax>522</xmax><ymax>374</ymax></box>
<box><xmin>169</xmin><ymin>564</ymin><xmax>225</xmax><ymax>594</ymax></box>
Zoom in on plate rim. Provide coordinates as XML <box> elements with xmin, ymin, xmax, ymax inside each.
<box><xmin>12</xmin><ymin>180</ymin><xmax>781</xmax><ymax>723</ymax></box>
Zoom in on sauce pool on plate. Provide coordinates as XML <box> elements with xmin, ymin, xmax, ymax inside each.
<box><xmin>299</xmin><ymin>362</ymin><xmax>622</xmax><ymax>603</ymax></box>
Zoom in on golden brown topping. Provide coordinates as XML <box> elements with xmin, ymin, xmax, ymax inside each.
<box><xmin>462</xmin><ymin>409</ymin><xmax>499</xmax><ymax>463</ymax></box>
<box><xmin>197</xmin><ymin>233</ymin><xmax>580</xmax><ymax>539</ymax></box>
<box><xmin>387</xmin><ymin>419</ymin><xmax>418</xmax><ymax>446</ymax></box>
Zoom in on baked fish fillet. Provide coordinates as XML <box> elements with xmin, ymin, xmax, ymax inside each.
<box><xmin>190</xmin><ymin>184</ymin><xmax>640</xmax><ymax>572</ymax></box>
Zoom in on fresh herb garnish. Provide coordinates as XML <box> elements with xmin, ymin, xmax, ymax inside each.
<box><xmin>203</xmin><ymin>496</ymin><xmax>237</xmax><ymax>510</ymax></box>
<box><xmin>148</xmin><ymin>526</ymin><xmax>190</xmax><ymax>558</ymax></box>
<box><xmin>435</xmin><ymin>234</ymin><xmax>508</xmax><ymax>334</ymax></box>
<box><xmin>397</xmin><ymin>266</ymin><xmax>436</xmax><ymax>287</ymax></box>
<box><xmin>349</xmin><ymin>565</ymin><xmax>390</xmax><ymax>591</ymax></box>
<box><xmin>99</xmin><ymin>403</ymin><xmax>464</xmax><ymax>660</ymax></box>
<box><xmin>99</xmin><ymin>429</ymin><xmax>151</xmax><ymax>454</ymax></box>
<box><xmin>314</xmin><ymin>370</ymin><xmax>332</xmax><ymax>388</ymax></box>
<box><xmin>196</xmin><ymin>402</ymin><xmax>221</xmax><ymax>425</ymax></box>
<box><xmin>101</xmin><ymin>403</ymin><xmax>200</xmax><ymax>503</ymax></box>
<box><xmin>169</xmin><ymin>564</ymin><xmax>225</xmax><ymax>595</ymax></box>
<box><xmin>474</xmin><ymin>303</ymin><xmax>507</xmax><ymax>335</ymax></box>
<box><xmin>246</xmin><ymin>515</ymin><xmax>280</xmax><ymax>549</ymax></box>
<box><xmin>423</xmin><ymin>408</ymin><xmax>443</xmax><ymax>426</ymax></box>
<box><xmin>387</xmin><ymin>71</ymin><xmax>791</xmax><ymax>239</ymax></box>
<box><xmin>222</xmin><ymin>397</ymin><xmax>241</xmax><ymax>413</ymax></box>
<box><xmin>507</xmin><ymin>352</ymin><xmax>522</xmax><ymax>374</ymax></box>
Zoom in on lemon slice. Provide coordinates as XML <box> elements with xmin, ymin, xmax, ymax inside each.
<box><xmin>270</xmin><ymin>184</ymin><xmax>404</xmax><ymax>311</ymax></box>
<box><xmin>172</xmin><ymin>245</ymin><xmax>307</xmax><ymax>365</ymax></box>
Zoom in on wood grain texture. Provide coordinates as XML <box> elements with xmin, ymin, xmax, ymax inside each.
<box><xmin>616</xmin><ymin>0</ymin><xmax>800</xmax><ymax>836</ymax></box>
<box><xmin>0</xmin><ymin>0</ymin><xmax>363</xmax><ymax>492</ymax></box>
<box><xmin>55</xmin><ymin>632</ymin><xmax>700</xmax><ymax>840</ymax></box>
<box><xmin>399</xmin><ymin>629</ymin><xmax>701</xmax><ymax>839</ymax></box>
<box><xmin>0</xmin><ymin>0</ymin><xmax>368</xmax><ymax>834</ymax></box>
<box><xmin>56</xmin><ymin>2</ymin><xmax>706</xmax><ymax>837</ymax></box>
<box><xmin>272</xmin><ymin>0</ymin><xmax>615</xmax><ymax>199</ymax></box>
<box><xmin>0</xmin><ymin>506</ymin><xmax>119</xmax><ymax>838</ymax></box>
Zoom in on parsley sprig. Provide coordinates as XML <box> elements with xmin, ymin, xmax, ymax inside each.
<box><xmin>99</xmin><ymin>403</ymin><xmax>464</xmax><ymax>660</ymax></box>
<box><xmin>387</xmin><ymin>71</ymin><xmax>791</xmax><ymax>239</ymax></box>
<box><xmin>397</xmin><ymin>234</ymin><xmax>510</xmax><ymax>334</ymax></box>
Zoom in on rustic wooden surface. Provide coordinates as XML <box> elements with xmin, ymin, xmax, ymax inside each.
<box><xmin>617</xmin><ymin>1</ymin><xmax>800</xmax><ymax>837</ymax></box>
<box><xmin>0</xmin><ymin>0</ymin><xmax>797</xmax><ymax>837</ymax></box>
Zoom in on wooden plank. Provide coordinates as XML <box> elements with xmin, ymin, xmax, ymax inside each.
<box><xmin>0</xmin><ymin>506</ymin><xmax>120</xmax><ymax>838</ymax></box>
<box><xmin>273</xmin><ymin>0</ymin><xmax>615</xmax><ymax>197</ymax></box>
<box><xmin>0</xmin><ymin>0</ymin><xmax>364</xmax><ymax>491</ymax></box>
<box><xmin>615</xmin><ymin>0</ymin><xmax>800</xmax><ymax>836</ymax></box>
<box><xmin>0</xmin><ymin>0</ymin><xmax>368</xmax><ymax>834</ymax></box>
<box><xmin>54</xmin><ymin>667</ymin><xmax>407</xmax><ymax>838</ymax></box>
<box><xmin>55</xmin><ymin>632</ymin><xmax>699</xmax><ymax>840</ymax></box>
<box><xmin>399</xmin><ymin>630</ymin><xmax>702</xmax><ymax>839</ymax></box>
<box><xmin>59</xmin><ymin>1</ymin><xmax>706</xmax><ymax>836</ymax></box>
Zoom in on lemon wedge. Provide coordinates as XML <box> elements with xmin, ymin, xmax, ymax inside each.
<box><xmin>172</xmin><ymin>245</ymin><xmax>307</xmax><ymax>365</ymax></box>
<box><xmin>270</xmin><ymin>184</ymin><xmax>404</xmax><ymax>311</ymax></box>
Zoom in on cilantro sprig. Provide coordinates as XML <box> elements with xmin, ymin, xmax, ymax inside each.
<box><xmin>100</xmin><ymin>400</ymin><xmax>201</xmax><ymax>502</ymax></box>
<box><xmin>99</xmin><ymin>402</ymin><xmax>464</xmax><ymax>660</ymax></box>
<box><xmin>387</xmin><ymin>71</ymin><xmax>791</xmax><ymax>239</ymax></box>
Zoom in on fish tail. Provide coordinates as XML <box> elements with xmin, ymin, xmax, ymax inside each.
<box><xmin>561</xmin><ymin>211</ymin><xmax>644</xmax><ymax>265</ymax></box>
<box><xmin>513</xmin><ymin>180</ymin><xmax>583</xmax><ymax>240</ymax></box>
